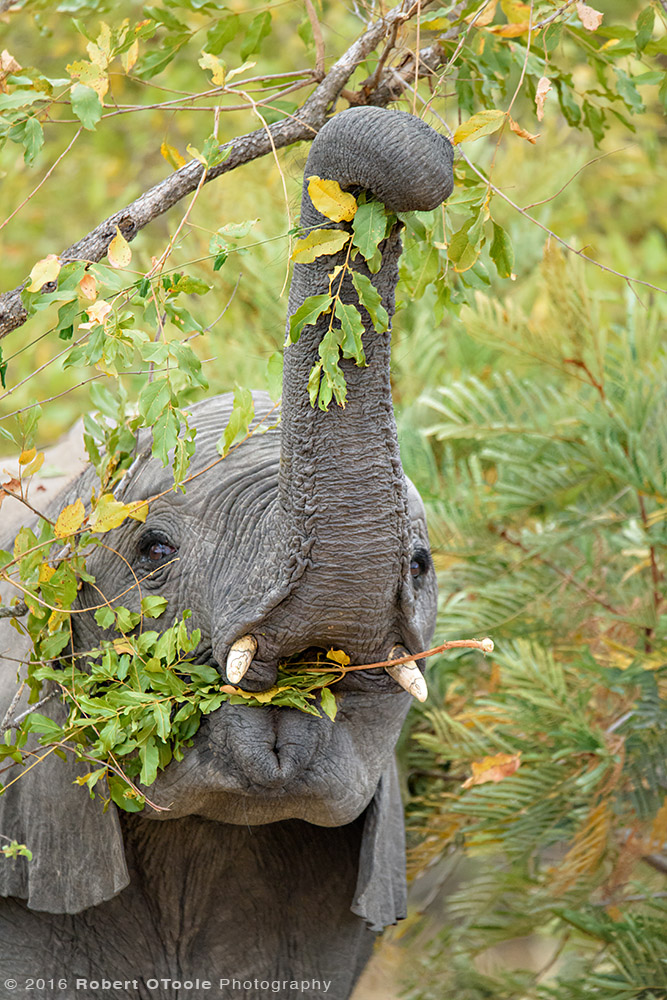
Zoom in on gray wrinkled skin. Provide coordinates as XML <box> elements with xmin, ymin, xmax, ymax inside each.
<box><xmin>0</xmin><ymin>108</ymin><xmax>453</xmax><ymax>1000</ymax></box>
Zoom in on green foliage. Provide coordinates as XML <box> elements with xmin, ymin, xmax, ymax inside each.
<box><xmin>1</xmin><ymin>1</ymin><xmax>667</xmax><ymax>994</ymax></box>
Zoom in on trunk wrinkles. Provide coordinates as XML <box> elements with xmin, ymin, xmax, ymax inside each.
<box><xmin>271</xmin><ymin>108</ymin><xmax>453</xmax><ymax>655</ymax></box>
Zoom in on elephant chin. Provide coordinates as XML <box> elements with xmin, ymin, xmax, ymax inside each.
<box><xmin>143</xmin><ymin>692</ymin><xmax>411</xmax><ymax>828</ymax></box>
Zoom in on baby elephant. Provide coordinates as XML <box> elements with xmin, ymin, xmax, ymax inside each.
<box><xmin>0</xmin><ymin>106</ymin><xmax>453</xmax><ymax>1000</ymax></box>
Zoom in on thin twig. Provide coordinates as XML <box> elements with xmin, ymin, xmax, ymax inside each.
<box><xmin>305</xmin><ymin>0</ymin><xmax>326</xmax><ymax>78</ymax></box>
<box><xmin>522</xmin><ymin>149</ymin><xmax>626</xmax><ymax>210</ymax></box>
<box><xmin>0</xmin><ymin>129</ymin><xmax>83</xmax><ymax>233</ymax></box>
<box><xmin>0</xmin><ymin>0</ymin><xmax>426</xmax><ymax>339</ymax></box>
<box><xmin>534</xmin><ymin>0</ymin><xmax>577</xmax><ymax>29</ymax></box>
<box><xmin>4</xmin><ymin>691</ymin><xmax>56</xmax><ymax>731</ymax></box>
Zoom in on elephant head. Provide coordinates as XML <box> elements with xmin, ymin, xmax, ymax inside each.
<box><xmin>0</xmin><ymin>108</ymin><xmax>453</xmax><ymax>932</ymax></box>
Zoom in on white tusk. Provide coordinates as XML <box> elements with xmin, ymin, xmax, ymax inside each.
<box><xmin>226</xmin><ymin>635</ymin><xmax>258</xmax><ymax>684</ymax></box>
<box><xmin>385</xmin><ymin>646</ymin><xmax>428</xmax><ymax>703</ymax></box>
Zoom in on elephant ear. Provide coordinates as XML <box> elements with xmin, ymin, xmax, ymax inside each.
<box><xmin>0</xmin><ymin>689</ymin><xmax>129</xmax><ymax>913</ymax></box>
<box><xmin>352</xmin><ymin>758</ymin><xmax>407</xmax><ymax>932</ymax></box>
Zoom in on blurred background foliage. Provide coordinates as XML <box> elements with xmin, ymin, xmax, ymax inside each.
<box><xmin>1</xmin><ymin>0</ymin><xmax>667</xmax><ymax>997</ymax></box>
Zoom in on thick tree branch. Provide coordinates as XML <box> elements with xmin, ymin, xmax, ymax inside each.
<box><xmin>0</xmin><ymin>0</ymin><xmax>458</xmax><ymax>340</ymax></box>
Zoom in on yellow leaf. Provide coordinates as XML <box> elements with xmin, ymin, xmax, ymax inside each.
<box><xmin>466</xmin><ymin>0</ymin><xmax>497</xmax><ymax>26</ymax></box>
<box><xmin>122</xmin><ymin>38</ymin><xmax>139</xmax><ymax>73</ymax></box>
<box><xmin>307</xmin><ymin>176</ymin><xmax>358</xmax><ymax>222</ymax></box>
<box><xmin>462</xmin><ymin>752</ymin><xmax>521</xmax><ymax>788</ymax></box>
<box><xmin>19</xmin><ymin>447</ymin><xmax>36</xmax><ymax>465</ymax></box>
<box><xmin>21</xmin><ymin>452</ymin><xmax>44</xmax><ymax>477</ymax></box>
<box><xmin>452</xmin><ymin>109</ymin><xmax>506</xmax><ymax>144</ymax></box>
<box><xmin>48</xmin><ymin>610</ymin><xmax>68</xmax><ymax>632</ymax></box>
<box><xmin>38</xmin><ymin>562</ymin><xmax>55</xmax><ymax>584</ymax></box>
<box><xmin>79</xmin><ymin>299</ymin><xmax>112</xmax><ymax>329</ymax></box>
<box><xmin>290</xmin><ymin>229</ymin><xmax>351</xmax><ymax>264</ymax></box>
<box><xmin>160</xmin><ymin>141</ymin><xmax>186</xmax><ymax>170</ymax></box>
<box><xmin>226</xmin><ymin>60</ymin><xmax>256</xmax><ymax>82</ymax></box>
<box><xmin>54</xmin><ymin>498</ymin><xmax>86</xmax><ymax>538</ymax></box>
<box><xmin>28</xmin><ymin>254</ymin><xmax>61</xmax><ymax>292</ymax></box>
<box><xmin>113</xmin><ymin>637</ymin><xmax>135</xmax><ymax>655</ymax></box>
<box><xmin>535</xmin><ymin>75</ymin><xmax>552</xmax><ymax>122</ymax></box>
<box><xmin>647</xmin><ymin>796</ymin><xmax>667</xmax><ymax>852</ymax></box>
<box><xmin>108</xmin><ymin>227</ymin><xmax>132</xmax><ymax>269</ymax></box>
<box><xmin>78</xmin><ymin>273</ymin><xmax>97</xmax><ymax>301</ymax></box>
<box><xmin>125</xmin><ymin>500</ymin><xmax>149</xmax><ymax>522</ymax></box>
<box><xmin>486</xmin><ymin>22</ymin><xmax>532</xmax><ymax>36</ymax></box>
<box><xmin>576</xmin><ymin>1</ymin><xmax>603</xmax><ymax>31</ymax></box>
<box><xmin>89</xmin><ymin>494</ymin><xmax>138</xmax><ymax>533</ymax></box>
<box><xmin>326</xmin><ymin>648</ymin><xmax>351</xmax><ymax>667</ymax></box>
<box><xmin>198</xmin><ymin>51</ymin><xmax>226</xmax><ymax>86</ymax></box>
<box><xmin>223</xmin><ymin>684</ymin><xmax>287</xmax><ymax>703</ymax></box>
<box><xmin>509</xmin><ymin>115</ymin><xmax>539</xmax><ymax>144</ymax></box>
<box><xmin>501</xmin><ymin>0</ymin><xmax>530</xmax><ymax>21</ymax></box>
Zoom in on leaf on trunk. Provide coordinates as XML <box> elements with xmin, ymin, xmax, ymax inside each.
<box><xmin>290</xmin><ymin>228</ymin><xmax>350</xmax><ymax>264</ymax></box>
<box><xmin>307</xmin><ymin>176</ymin><xmax>358</xmax><ymax>222</ymax></box>
<box><xmin>288</xmin><ymin>293</ymin><xmax>332</xmax><ymax>343</ymax></box>
<box><xmin>216</xmin><ymin>385</ymin><xmax>255</xmax><ymax>457</ymax></box>
<box><xmin>28</xmin><ymin>254</ymin><xmax>61</xmax><ymax>292</ymax></box>
<box><xmin>351</xmin><ymin>200</ymin><xmax>387</xmax><ymax>270</ymax></box>
<box><xmin>453</xmin><ymin>109</ymin><xmax>505</xmax><ymax>144</ymax></box>
<box><xmin>334</xmin><ymin>300</ymin><xmax>366</xmax><ymax>365</ymax></box>
<box><xmin>54</xmin><ymin>498</ymin><xmax>86</xmax><ymax>538</ymax></box>
<box><xmin>351</xmin><ymin>271</ymin><xmax>389</xmax><ymax>334</ymax></box>
<box><xmin>89</xmin><ymin>494</ymin><xmax>147</xmax><ymax>533</ymax></box>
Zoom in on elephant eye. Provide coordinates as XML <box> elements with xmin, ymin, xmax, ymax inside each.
<box><xmin>139</xmin><ymin>532</ymin><xmax>178</xmax><ymax>565</ymax></box>
<box><xmin>410</xmin><ymin>548</ymin><xmax>431</xmax><ymax>584</ymax></box>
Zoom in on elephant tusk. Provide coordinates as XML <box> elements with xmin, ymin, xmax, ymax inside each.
<box><xmin>226</xmin><ymin>635</ymin><xmax>258</xmax><ymax>684</ymax></box>
<box><xmin>385</xmin><ymin>646</ymin><xmax>428</xmax><ymax>703</ymax></box>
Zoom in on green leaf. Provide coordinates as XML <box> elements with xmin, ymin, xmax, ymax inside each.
<box><xmin>320</xmin><ymin>687</ymin><xmax>337</xmax><ymax>722</ymax></box>
<box><xmin>288</xmin><ymin>293</ymin><xmax>332</xmax><ymax>344</ymax></box>
<box><xmin>216</xmin><ymin>386</ymin><xmax>255</xmax><ymax>456</ymax></box>
<box><xmin>206</xmin><ymin>13</ymin><xmax>240</xmax><ymax>54</ymax></box>
<box><xmin>351</xmin><ymin>271</ymin><xmax>389</xmax><ymax>333</ymax></box>
<box><xmin>94</xmin><ymin>606</ymin><xmax>116</xmax><ymax>630</ymax></box>
<box><xmin>0</xmin><ymin>346</ymin><xmax>7</xmax><ymax>389</ymax></box>
<box><xmin>108</xmin><ymin>775</ymin><xmax>145</xmax><ymax>812</ymax></box>
<box><xmin>22</xmin><ymin>117</ymin><xmax>44</xmax><ymax>165</ymax></box>
<box><xmin>636</xmin><ymin>7</ymin><xmax>654</xmax><ymax>52</ymax></box>
<box><xmin>614</xmin><ymin>69</ymin><xmax>645</xmax><ymax>114</ymax></box>
<box><xmin>240</xmin><ymin>11</ymin><xmax>271</xmax><ymax>61</ymax></box>
<box><xmin>152</xmin><ymin>702</ymin><xmax>171</xmax><ymax>741</ymax></box>
<box><xmin>141</xmin><ymin>596</ymin><xmax>169</xmax><ymax>619</ymax></box>
<box><xmin>266</xmin><ymin>351</ymin><xmax>283</xmax><ymax>401</ymax></box>
<box><xmin>139</xmin><ymin>378</ymin><xmax>171</xmax><ymax>425</ymax></box>
<box><xmin>448</xmin><ymin>217</ymin><xmax>484</xmax><ymax>273</ymax></box>
<box><xmin>489</xmin><ymin>221</ymin><xmax>515</xmax><ymax>279</ymax></box>
<box><xmin>334</xmin><ymin>300</ymin><xmax>365</xmax><ymax>364</ymax></box>
<box><xmin>139</xmin><ymin>737</ymin><xmax>160</xmax><ymax>786</ymax></box>
<box><xmin>22</xmin><ymin>712</ymin><xmax>64</xmax><ymax>743</ymax></box>
<box><xmin>352</xmin><ymin>200</ymin><xmax>388</xmax><ymax>270</ymax></box>
<box><xmin>70</xmin><ymin>83</ymin><xmax>102</xmax><ymax>130</ymax></box>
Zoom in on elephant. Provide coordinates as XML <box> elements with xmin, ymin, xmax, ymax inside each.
<box><xmin>0</xmin><ymin>107</ymin><xmax>454</xmax><ymax>1000</ymax></box>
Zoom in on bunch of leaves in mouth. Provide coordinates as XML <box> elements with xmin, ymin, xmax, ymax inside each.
<box><xmin>2</xmin><ymin>587</ymin><xmax>351</xmax><ymax>813</ymax></box>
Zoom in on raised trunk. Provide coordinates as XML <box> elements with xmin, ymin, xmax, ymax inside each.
<box><xmin>276</xmin><ymin>109</ymin><xmax>453</xmax><ymax>655</ymax></box>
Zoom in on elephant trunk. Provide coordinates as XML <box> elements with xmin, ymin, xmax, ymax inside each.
<box><xmin>274</xmin><ymin>108</ymin><xmax>453</xmax><ymax>658</ymax></box>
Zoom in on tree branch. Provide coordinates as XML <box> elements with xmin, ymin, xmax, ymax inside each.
<box><xmin>0</xmin><ymin>0</ymin><xmax>450</xmax><ymax>340</ymax></box>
